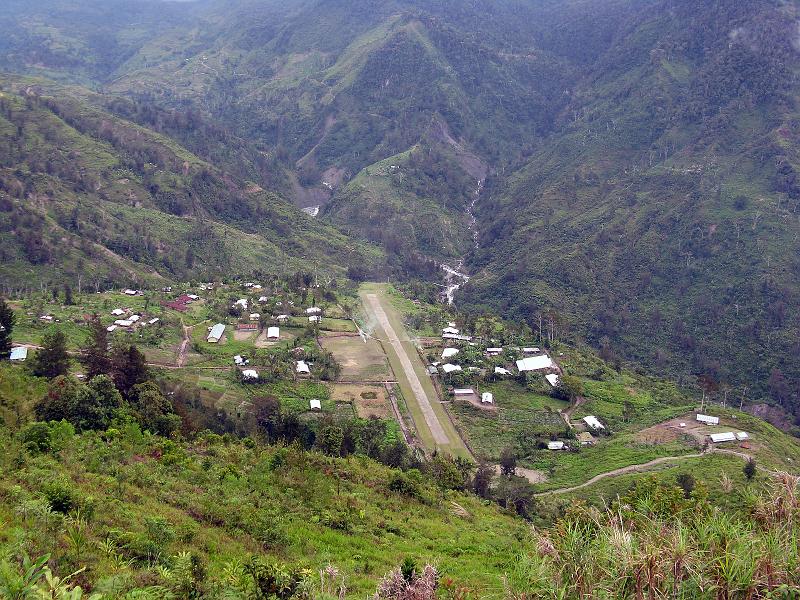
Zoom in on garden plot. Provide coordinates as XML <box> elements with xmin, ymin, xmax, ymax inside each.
<box><xmin>319</xmin><ymin>334</ymin><xmax>391</xmax><ymax>381</ymax></box>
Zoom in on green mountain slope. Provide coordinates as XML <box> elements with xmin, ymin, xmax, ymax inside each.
<box><xmin>464</xmin><ymin>0</ymin><xmax>800</xmax><ymax>417</ymax></box>
<box><xmin>0</xmin><ymin>78</ymin><xmax>385</xmax><ymax>289</ymax></box>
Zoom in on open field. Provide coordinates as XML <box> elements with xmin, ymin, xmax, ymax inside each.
<box><xmin>331</xmin><ymin>384</ymin><xmax>393</xmax><ymax>419</ymax></box>
<box><xmin>359</xmin><ymin>283</ymin><xmax>469</xmax><ymax>458</ymax></box>
<box><xmin>320</xmin><ymin>334</ymin><xmax>391</xmax><ymax>381</ymax></box>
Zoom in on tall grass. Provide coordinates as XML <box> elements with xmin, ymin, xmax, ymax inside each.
<box><xmin>514</xmin><ymin>474</ymin><xmax>800</xmax><ymax>599</ymax></box>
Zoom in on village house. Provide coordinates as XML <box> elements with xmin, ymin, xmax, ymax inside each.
<box><xmin>516</xmin><ymin>355</ymin><xmax>555</xmax><ymax>372</ymax></box>
<box><xmin>481</xmin><ymin>392</ymin><xmax>494</xmax><ymax>404</ymax></box>
<box><xmin>296</xmin><ymin>360</ymin><xmax>311</xmax><ymax>375</ymax></box>
<box><xmin>267</xmin><ymin>326</ymin><xmax>280</xmax><ymax>340</ymax></box>
<box><xmin>494</xmin><ymin>366</ymin><xmax>511</xmax><ymax>376</ymax></box>
<box><xmin>249</xmin><ymin>313</ymin><xmax>260</xmax><ymax>321</ymax></box>
<box><xmin>242</xmin><ymin>369</ymin><xmax>259</xmax><ymax>381</ymax></box>
<box><xmin>10</xmin><ymin>347</ymin><xmax>27</xmax><ymax>362</ymax></box>
<box><xmin>111</xmin><ymin>308</ymin><xmax>125</xmax><ymax>316</ymax></box>
<box><xmin>441</xmin><ymin>347</ymin><xmax>459</xmax><ymax>359</ymax></box>
<box><xmin>310</xmin><ymin>399</ymin><xmax>322</xmax><ymax>410</ymax></box>
<box><xmin>442</xmin><ymin>363</ymin><xmax>462</xmax><ymax>374</ymax></box>
<box><xmin>547</xmin><ymin>441</ymin><xmax>565</xmax><ymax>451</ymax></box>
<box><xmin>443</xmin><ymin>333</ymin><xmax>473</xmax><ymax>342</ymax></box>
<box><xmin>583</xmin><ymin>415</ymin><xmax>605</xmax><ymax>430</ymax></box>
<box><xmin>207</xmin><ymin>323</ymin><xmax>225</xmax><ymax>343</ymax></box>
<box><xmin>545</xmin><ymin>373</ymin><xmax>560</xmax><ymax>387</ymax></box>
<box><xmin>696</xmin><ymin>414</ymin><xmax>720</xmax><ymax>425</ymax></box>
<box><xmin>453</xmin><ymin>388</ymin><xmax>475</xmax><ymax>397</ymax></box>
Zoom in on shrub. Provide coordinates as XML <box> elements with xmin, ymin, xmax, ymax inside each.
<box><xmin>42</xmin><ymin>480</ymin><xmax>78</xmax><ymax>514</ymax></box>
<box><xmin>388</xmin><ymin>473</ymin><xmax>421</xmax><ymax>499</ymax></box>
<box><xmin>18</xmin><ymin>420</ymin><xmax>74</xmax><ymax>454</ymax></box>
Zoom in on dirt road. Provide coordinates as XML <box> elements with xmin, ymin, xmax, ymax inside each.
<box><xmin>364</xmin><ymin>293</ymin><xmax>450</xmax><ymax>446</ymax></box>
<box><xmin>176</xmin><ymin>322</ymin><xmax>191</xmax><ymax>367</ymax></box>
<box><xmin>533</xmin><ymin>448</ymin><xmax>766</xmax><ymax>497</ymax></box>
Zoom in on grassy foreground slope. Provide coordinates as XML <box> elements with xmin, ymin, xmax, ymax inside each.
<box><xmin>0</xmin><ymin>363</ymin><xmax>529</xmax><ymax>598</ymax></box>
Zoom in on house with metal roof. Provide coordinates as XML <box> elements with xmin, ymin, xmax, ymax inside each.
<box><xmin>10</xmin><ymin>347</ymin><xmax>27</xmax><ymax>362</ymax></box>
<box><xmin>207</xmin><ymin>323</ymin><xmax>225</xmax><ymax>343</ymax></box>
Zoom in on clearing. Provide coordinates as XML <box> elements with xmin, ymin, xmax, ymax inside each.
<box><xmin>360</xmin><ymin>284</ymin><xmax>469</xmax><ymax>458</ymax></box>
<box><xmin>331</xmin><ymin>384</ymin><xmax>393</xmax><ymax>419</ymax></box>
<box><xmin>319</xmin><ymin>333</ymin><xmax>391</xmax><ymax>381</ymax></box>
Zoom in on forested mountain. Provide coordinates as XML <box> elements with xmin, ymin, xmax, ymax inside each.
<box><xmin>464</xmin><ymin>0</ymin><xmax>800</xmax><ymax>419</ymax></box>
<box><xmin>0</xmin><ymin>77</ymin><xmax>384</xmax><ymax>291</ymax></box>
<box><xmin>3</xmin><ymin>0</ymin><xmax>800</xmax><ymax>419</ymax></box>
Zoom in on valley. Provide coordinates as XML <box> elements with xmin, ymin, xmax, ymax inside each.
<box><xmin>2</xmin><ymin>0</ymin><xmax>800</xmax><ymax>597</ymax></box>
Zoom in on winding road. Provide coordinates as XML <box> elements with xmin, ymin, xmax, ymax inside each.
<box><xmin>534</xmin><ymin>448</ymin><xmax>767</xmax><ymax>496</ymax></box>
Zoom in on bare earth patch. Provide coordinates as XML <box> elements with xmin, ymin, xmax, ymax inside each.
<box><xmin>233</xmin><ymin>330</ymin><xmax>257</xmax><ymax>342</ymax></box>
<box><xmin>331</xmin><ymin>384</ymin><xmax>392</xmax><ymax>419</ymax></box>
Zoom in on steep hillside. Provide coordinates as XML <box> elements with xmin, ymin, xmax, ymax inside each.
<box><xmin>0</xmin><ymin>0</ymin><xmax>193</xmax><ymax>84</ymax></box>
<box><xmin>464</xmin><ymin>0</ymin><xmax>800</xmax><ymax>419</ymax></box>
<box><xmin>324</xmin><ymin>124</ymin><xmax>484</xmax><ymax>271</ymax></box>
<box><xmin>101</xmin><ymin>0</ymin><xmax>572</xmax><ymax>201</ymax></box>
<box><xmin>0</xmin><ymin>79</ymin><xmax>385</xmax><ymax>290</ymax></box>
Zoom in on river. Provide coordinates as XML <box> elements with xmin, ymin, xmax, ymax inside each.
<box><xmin>440</xmin><ymin>178</ymin><xmax>483</xmax><ymax>305</ymax></box>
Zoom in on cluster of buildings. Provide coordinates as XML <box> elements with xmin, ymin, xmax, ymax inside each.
<box><xmin>695</xmin><ymin>414</ymin><xmax>749</xmax><ymax>444</ymax></box>
<box><xmin>107</xmin><ymin>308</ymin><xmax>159</xmax><ymax>333</ymax></box>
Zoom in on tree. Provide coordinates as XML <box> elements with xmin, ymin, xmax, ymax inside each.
<box><xmin>317</xmin><ymin>424</ymin><xmax>344</xmax><ymax>456</ymax></box>
<box><xmin>500</xmin><ymin>446</ymin><xmax>517</xmax><ymax>477</ymax></box>
<box><xmin>744</xmin><ymin>458</ymin><xmax>757</xmax><ymax>481</ymax></box>
<box><xmin>473</xmin><ymin>463</ymin><xmax>494</xmax><ymax>499</ymax></box>
<box><xmin>676</xmin><ymin>473</ymin><xmax>696</xmax><ymax>499</ymax></box>
<box><xmin>31</xmin><ymin>329</ymin><xmax>70</xmax><ymax>379</ymax></box>
<box><xmin>35</xmin><ymin>375</ymin><xmax>81</xmax><ymax>423</ymax></box>
<box><xmin>0</xmin><ymin>297</ymin><xmax>14</xmax><ymax>359</ymax></box>
<box><xmin>130</xmin><ymin>381</ymin><xmax>180</xmax><ymax>436</ymax></box>
<box><xmin>63</xmin><ymin>284</ymin><xmax>74</xmax><ymax>306</ymax></box>
<box><xmin>111</xmin><ymin>344</ymin><xmax>149</xmax><ymax>397</ymax></box>
<box><xmin>253</xmin><ymin>395</ymin><xmax>282</xmax><ymax>442</ymax></box>
<box><xmin>552</xmin><ymin>375</ymin><xmax>584</xmax><ymax>402</ymax></box>
<box><xmin>428</xmin><ymin>454</ymin><xmax>465</xmax><ymax>492</ymax></box>
<box><xmin>81</xmin><ymin>316</ymin><xmax>111</xmax><ymax>379</ymax></box>
<box><xmin>73</xmin><ymin>375</ymin><xmax>122</xmax><ymax>431</ymax></box>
